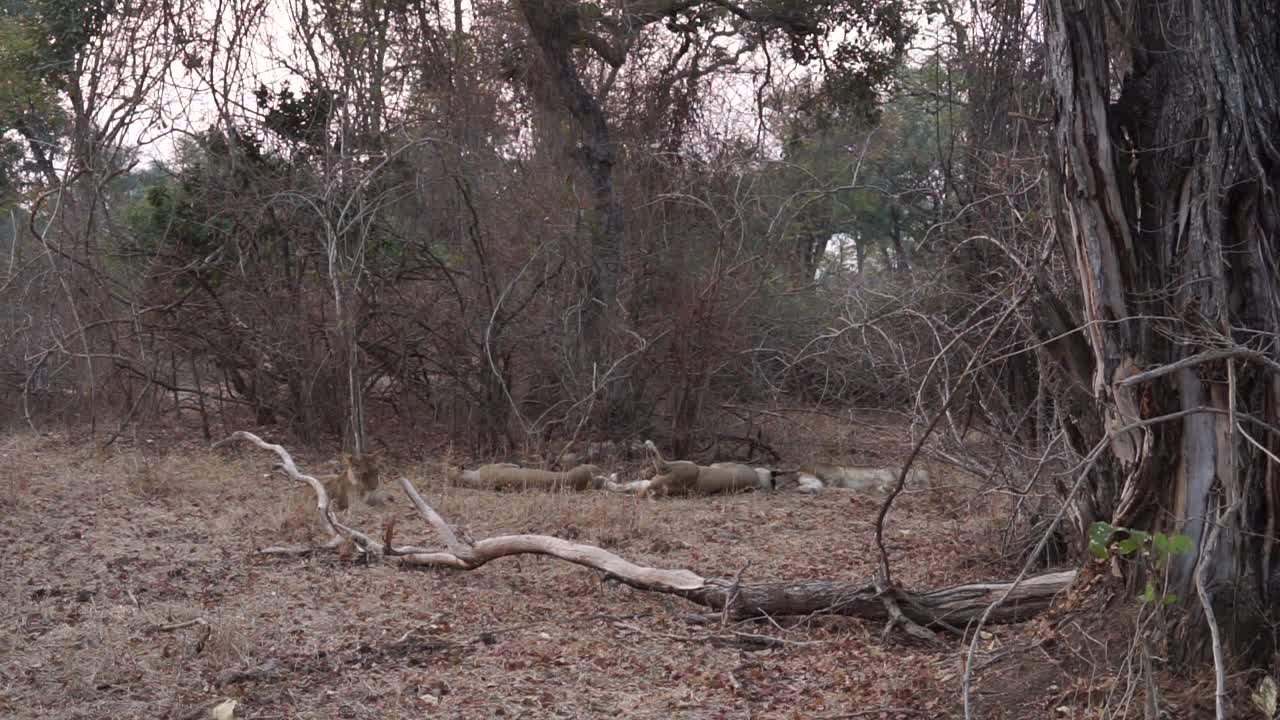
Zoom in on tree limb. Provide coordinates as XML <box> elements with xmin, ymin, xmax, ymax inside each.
<box><xmin>213</xmin><ymin>431</ymin><xmax>429</xmax><ymax>557</ymax></box>
<box><xmin>226</xmin><ymin>434</ymin><xmax>1073</xmax><ymax>632</ymax></box>
<box><xmin>398</xmin><ymin>473</ymin><xmax>1073</xmax><ymax>625</ymax></box>
<box><xmin>1115</xmin><ymin>346</ymin><xmax>1280</xmax><ymax>387</ymax></box>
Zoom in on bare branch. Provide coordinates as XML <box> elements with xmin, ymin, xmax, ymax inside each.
<box><xmin>1115</xmin><ymin>346</ymin><xmax>1280</xmax><ymax>387</ymax></box>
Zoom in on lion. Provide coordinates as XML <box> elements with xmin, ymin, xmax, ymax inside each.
<box><xmin>320</xmin><ymin>449</ymin><xmax>386</xmax><ymax>510</ymax></box>
<box><xmin>604</xmin><ymin>441</ymin><xmax>774</xmax><ymax>497</ymax></box>
<box><xmin>790</xmin><ymin>464</ymin><xmax>930</xmax><ymax>494</ymax></box>
<box><xmin>447</xmin><ymin>463</ymin><xmax>605</xmax><ymax>492</ymax></box>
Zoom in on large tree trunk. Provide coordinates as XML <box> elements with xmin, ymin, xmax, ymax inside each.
<box><xmin>1042</xmin><ymin>0</ymin><xmax>1280</xmax><ymax>662</ymax></box>
<box><xmin>516</xmin><ymin>0</ymin><xmax>623</xmax><ymax>373</ymax></box>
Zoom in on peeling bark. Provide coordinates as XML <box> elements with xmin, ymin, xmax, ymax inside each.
<box><xmin>1042</xmin><ymin>0</ymin><xmax>1280</xmax><ymax>661</ymax></box>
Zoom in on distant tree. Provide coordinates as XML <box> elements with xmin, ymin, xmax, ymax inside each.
<box><xmin>508</xmin><ymin>0</ymin><xmax>918</xmax><ymax>384</ymax></box>
<box><xmin>0</xmin><ymin>0</ymin><xmax>92</xmax><ymax>188</ymax></box>
<box><xmin>772</xmin><ymin>61</ymin><xmax>951</xmax><ymax>281</ymax></box>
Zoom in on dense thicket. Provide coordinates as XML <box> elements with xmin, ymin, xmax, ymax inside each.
<box><xmin>1</xmin><ymin>0</ymin><xmax>945</xmax><ymax>457</ymax></box>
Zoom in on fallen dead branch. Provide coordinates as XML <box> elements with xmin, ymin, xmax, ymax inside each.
<box><xmin>213</xmin><ymin>431</ymin><xmax>432</xmax><ymax>558</ymax></box>
<box><xmin>212</xmin><ymin>431</ymin><xmax>345</xmax><ymax>543</ymax></box>
<box><xmin>225</xmin><ymin>431</ymin><xmax>1076</xmax><ymax>631</ymax></box>
<box><xmin>395</xmin><ymin>475</ymin><xmax>1075</xmax><ymax>626</ymax></box>
<box><xmin>145</xmin><ymin>616</ymin><xmax>213</xmax><ymax>656</ymax></box>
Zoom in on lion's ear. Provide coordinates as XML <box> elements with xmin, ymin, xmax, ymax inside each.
<box><xmin>342</xmin><ymin>452</ymin><xmax>353</xmax><ymax>464</ymax></box>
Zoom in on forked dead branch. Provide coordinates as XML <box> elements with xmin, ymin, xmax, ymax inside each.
<box><xmin>217</xmin><ymin>431</ymin><xmax>1075</xmax><ymax>632</ymax></box>
<box><xmin>212</xmin><ymin>431</ymin><xmax>432</xmax><ymax>558</ymax></box>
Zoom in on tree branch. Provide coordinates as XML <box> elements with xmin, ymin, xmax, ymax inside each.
<box><xmin>397</xmin><ymin>473</ymin><xmax>1072</xmax><ymax>625</ymax></box>
<box><xmin>1115</xmin><ymin>346</ymin><xmax>1280</xmax><ymax>387</ymax></box>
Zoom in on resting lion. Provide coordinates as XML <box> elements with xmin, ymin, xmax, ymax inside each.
<box><xmin>791</xmin><ymin>464</ymin><xmax>930</xmax><ymax>494</ymax></box>
<box><xmin>447</xmin><ymin>463</ymin><xmax>605</xmax><ymax>492</ymax></box>
<box><xmin>606</xmin><ymin>441</ymin><xmax>774</xmax><ymax>497</ymax></box>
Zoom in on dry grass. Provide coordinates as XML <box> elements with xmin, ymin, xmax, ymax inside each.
<box><xmin>0</xmin><ymin>422</ymin><xmax>1213</xmax><ymax>719</ymax></box>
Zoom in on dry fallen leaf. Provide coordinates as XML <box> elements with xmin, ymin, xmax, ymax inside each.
<box><xmin>211</xmin><ymin>699</ymin><xmax>237</xmax><ymax>720</ymax></box>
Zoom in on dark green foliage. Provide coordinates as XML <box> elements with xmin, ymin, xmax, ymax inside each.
<box><xmin>255</xmin><ymin>82</ymin><xmax>335</xmax><ymax>151</ymax></box>
<box><xmin>1</xmin><ymin>0</ymin><xmax>117</xmax><ymax>196</ymax></box>
<box><xmin>770</xmin><ymin>61</ymin><xmax>952</xmax><ymax>279</ymax></box>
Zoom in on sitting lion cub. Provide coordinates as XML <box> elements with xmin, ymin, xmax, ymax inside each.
<box><xmin>447</xmin><ymin>463</ymin><xmax>605</xmax><ymax>492</ymax></box>
<box><xmin>320</xmin><ymin>449</ymin><xmax>386</xmax><ymax>510</ymax></box>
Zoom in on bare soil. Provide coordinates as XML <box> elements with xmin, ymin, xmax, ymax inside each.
<box><xmin>0</xmin><ymin>416</ymin><xmax>1192</xmax><ymax>719</ymax></box>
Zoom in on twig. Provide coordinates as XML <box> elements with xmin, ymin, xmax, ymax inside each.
<box><xmin>883</xmin><ymin>231</ymin><xmax>1066</xmax><ymax>589</ymax></box>
<box><xmin>1116</xmin><ymin>346</ymin><xmax>1280</xmax><ymax>387</ymax></box>
<box><xmin>475</xmin><ymin>611</ymin><xmax>652</xmax><ymax>643</ymax></box>
<box><xmin>176</xmin><ymin>700</ymin><xmax>225</xmax><ymax>720</ymax></box>
<box><xmin>102</xmin><ymin>361</ymin><xmax>160</xmax><ymax>449</ymax></box>
<box><xmin>399</xmin><ymin>475</ymin><xmax>473</xmax><ymax>560</ymax></box>
<box><xmin>146</xmin><ymin>617</ymin><xmax>209</xmax><ymax>634</ymax></box>
<box><xmin>611</xmin><ymin>621</ymin><xmax>808</xmax><ymax>650</ymax></box>
<box><xmin>873</xmin><ymin>570</ymin><xmax>941</xmax><ymax>647</ymax></box>
<box><xmin>213</xmin><ymin>431</ymin><xmax>382</xmax><ymax>555</ymax></box>
<box><xmin>217</xmin><ymin>657</ymin><xmax>282</xmax><ymax>686</ymax></box>
<box><xmin>1197</xmin><ymin>355</ymin><xmax>1236</xmax><ymax>720</ymax></box>
<box><xmin>1195</xmin><ymin>498</ymin><xmax>1232</xmax><ymax>720</ymax></box>
<box><xmin>874</xmin><ymin>240</ymin><xmax>1040</xmax><ymax>623</ymax></box>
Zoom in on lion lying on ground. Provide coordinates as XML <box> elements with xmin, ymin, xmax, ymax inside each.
<box><xmin>789</xmin><ymin>464</ymin><xmax>931</xmax><ymax>494</ymax></box>
<box><xmin>447</xmin><ymin>463</ymin><xmax>605</xmax><ymax>492</ymax></box>
<box><xmin>604</xmin><ymin>441</ymin><xmax>774</xmax><ymax>497</ymax></box>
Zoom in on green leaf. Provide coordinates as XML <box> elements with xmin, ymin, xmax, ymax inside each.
<box><xmin>1116</xmin><ymin>538</ymin><xmax>1143</xmax><ymax>556</ymax></box>
<box><xmin>1089</xmin><ymin>521</ymin><xmax>1115</xmax><ymax>547</ymax></box>
<box><xmin>1088</xmin><ymin>521</ymin><xmax>1115</xmax><ymax>559</ymax></box>
<box><xmin>1141</xmin><ymin>581</ymin><xmax>1156</xmax><ymax>604</ymax></box>
<box><xmin>1169</xmin><ymin>534</ymin><xmax>1195</xmax><ymax>555</ymax></box>
<box><xmin>1163</xmin><ymin>594</ymin><xmax>1178</xmax><ymax>606</ymax></box>
<box><xmin>1152</xmin><ymin>532</ymin><xmax>1170</xmax><ymax>555</ymax></box>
